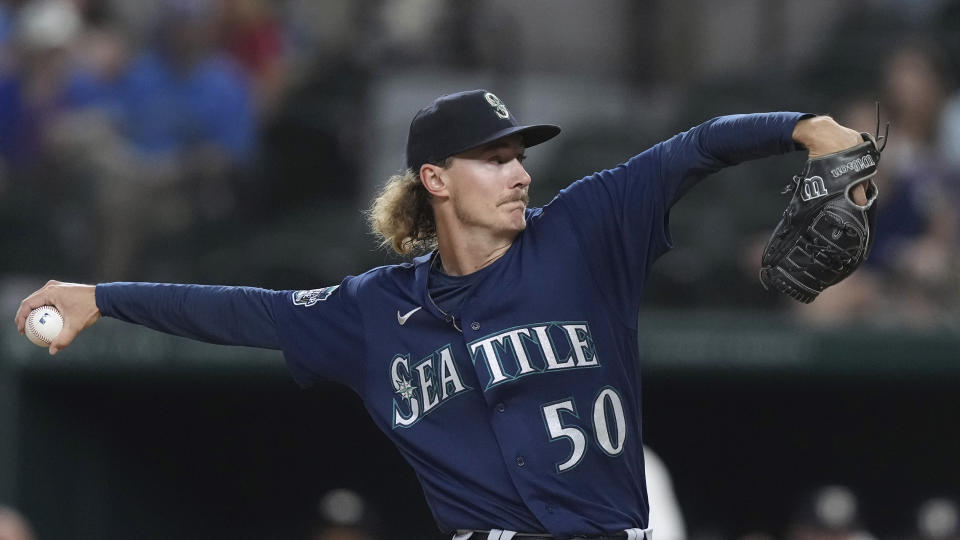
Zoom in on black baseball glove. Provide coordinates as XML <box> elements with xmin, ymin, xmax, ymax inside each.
<box><xmin>759</xmin><ymin>130</ymin><xmax>886</xmax><ymax>303</ymax></box>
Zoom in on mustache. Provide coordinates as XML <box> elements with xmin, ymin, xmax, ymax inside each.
<box><xmin>498</xmin><ymin>191</ymin><xmax>529</xmax><ymax>206</ymax></box>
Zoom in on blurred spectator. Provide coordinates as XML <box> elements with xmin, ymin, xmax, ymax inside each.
<box><xmin>786</xmin><ymin>485</ymin><xmax>876</xmax><ymax>540</ymax></box>
<box><xmin>937</xmin><ymin>0</ymin><xmax>960</xmax><ymax>169</ymax></box>
<box><xmin>0</xmin><ymin>0</ymin><xmax>82</xmax><ymax>173</ymax></box>
<box><xmin>220</xmin><ymin>0</ymin><xmax>290</xmax><ymax>121</ymax></box>
<box><xmin>914</xmin><ymin>498</ymin><xmax>960</xmax><ymax>540</ymax></box>
<box><xmin>0</xmin><ymin>505</ymin><xmax>35</xmax><ymax>540</ymax></box>
<box><xmin>0</xmin><ymin>2</ymin><xmax>14</xmax><ymax>51</ymax></box>
<box><xmin>0</xmin><ymin>0</ymin><xmax>105</xmax><ymax>275</ymax></box>
<box><xmin>44</xmin><ymin>0</ymin><xmax>257</xmax><ymax>279</ymax></box>
<box><xmin>310</xmin><ymin>489</ymin><xmax>379</xmax><ymax>540</ymax></box>
<box><xmin>795</xmin><ymin>41</ymin><xmax>960</xmax><ymax>327</ymax></box>
<box><xmin>104</xmin><ymin>0</ymin><xmax>255</xmax><ymax>162</ymax></box>
<box><xmin>253</xmin><ymin>0</ymin><xmax>374</xmax><ymax>215</ymax></box>
<box><xmin>860</xmin><ymin>42</ymin><xmax>959</xmax><ymax>325</ymax></box>
<box><xmin>376</xmin><ymin>0</ymin><xmax>447</xmax><ymax>65</ymax></box>
<box><xmin>941</xmin><ymin>92</ymin><xmax>960</xmax><ymax>170</ymax></box>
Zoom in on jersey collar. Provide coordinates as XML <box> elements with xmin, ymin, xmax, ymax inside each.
<box><xmin>412</xmin><ymin>250</ymin><xmax>460</xmax><ymax>329</ymax></box>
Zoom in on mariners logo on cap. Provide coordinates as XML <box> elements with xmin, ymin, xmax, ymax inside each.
<box><xmin>484</xmin><ymin>92</ymin><xmax>509</xmax><ymax>119</ymax></box>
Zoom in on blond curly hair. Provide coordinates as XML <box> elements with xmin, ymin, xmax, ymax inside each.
<box><xmin>367</xmin><ymin>160</ymin><xmax>450</xmax><ymax>256</ymax></box>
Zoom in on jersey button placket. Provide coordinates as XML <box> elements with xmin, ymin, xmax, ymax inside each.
<box><xmin>496</xmin><ymin>402</ymin><xmax>505</xmax><ymax>413</ymax></box>
<box><xmin>470</xmin><ymin>321</ymin><xmax>480</xmax><ymax>331</ymax></box>
<box><xmin>515</xmin><ymin>456</ymin><xmax>525</xmax><ymax>468</ymax></box>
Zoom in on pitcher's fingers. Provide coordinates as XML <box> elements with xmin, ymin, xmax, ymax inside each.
<box><xmin>851</xmin><ymin>181</ymin><xmax>868</xmax><ymax>206</ymax></box>
<box><xmin>49</xmin><ymin>324</ymin><xmax>80</xmax><ymax>356</ymax></box>
<box><xmin>16</xmin><ymin>292</ymin><xmax>51</xmax><ymax>334</ymax></box>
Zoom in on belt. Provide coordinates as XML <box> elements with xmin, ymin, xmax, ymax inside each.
<box><xmin>453</xmin><ymin>527</ymin><xmax>652</xmax><ymax>540</ymax></box>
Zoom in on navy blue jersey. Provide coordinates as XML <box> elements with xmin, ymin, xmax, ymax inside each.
<box><xmin>96</xmin><ymin>112</ymin><xmax>806</xmax><ymax>537</ymax></box>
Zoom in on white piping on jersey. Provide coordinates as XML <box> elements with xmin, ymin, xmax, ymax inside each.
<box><xmin>428</xmin><ymin>291</ymin><xmax>462</xmax><ymax>332</ymax></box>
<box><xmin>427</xmin><ymin>253</ymin><xmax>463</xmax><ymax>333</ymax></box>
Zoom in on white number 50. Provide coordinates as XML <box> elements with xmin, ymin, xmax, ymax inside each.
<box><xmin>541</xmin><ymin>387</ymin><xmax>627</xmax><ymax>473</ymax></box>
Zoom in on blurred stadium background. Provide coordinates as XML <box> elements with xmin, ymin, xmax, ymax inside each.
<box><xmin>1</xmin><ymin>0</ymin><xmax>959</xmax><ymax>539</ymax></box>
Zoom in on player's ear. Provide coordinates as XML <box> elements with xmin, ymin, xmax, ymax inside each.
<box><xmin>420</xmin><ymin>163</ymin><xmax>449</xmax><ymax>197</ymax></box>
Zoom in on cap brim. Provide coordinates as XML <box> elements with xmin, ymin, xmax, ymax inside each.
<box><xmin>451</xmin><ymin>124</ymin><xmax>561</xmax><ymax>157</ymax></box>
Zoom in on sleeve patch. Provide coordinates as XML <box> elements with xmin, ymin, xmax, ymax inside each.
<box><xmin>291</xmin><ymin>285</ymin><xmax>339</xmax><ymax>307</ymax></box>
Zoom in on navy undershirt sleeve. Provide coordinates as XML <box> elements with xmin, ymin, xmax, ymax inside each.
<box><xmin>96</xmin><ymin>281</ymin><xmax>366</xmax><ymax>390</ymax></box>
<box><xmin>552</xmin><ymin>112</ymin><xmax>809</xmax><ymax>326</ymax></box>
<box><xmin>96</xmin><ymin>282</ymin><xmax>283</xmax><ymax>348</ymax></box>
<box><xmin>660</xmin><ymin>112</ymin><xmax>811</xmax><ymax>205</ymax></box>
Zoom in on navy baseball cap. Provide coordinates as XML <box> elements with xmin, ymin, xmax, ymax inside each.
<box><xmin>406</xmin><ymin>89</ymin><xmax>561</xmax><ymax>172</ymax></box>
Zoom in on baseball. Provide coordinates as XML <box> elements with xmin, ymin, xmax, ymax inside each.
<box><xmin>25</xmin><ymin>306</ymin><xmax>64</xmax><ymax>347</ymax></box>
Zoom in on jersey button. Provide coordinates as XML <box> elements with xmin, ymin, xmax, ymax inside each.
<box><xmin>496</xmin><ymin>403</ymin><xmax>505</xmax><ymax>413</ymax></box>
<box><xmin>515</xmin><ymin>456</ymin><xmax>525</xmax><ymax>467</ymax></box>
<box><xmin>471</xmin><ymin>321</ymin><xmax>480</xmax><ymax>331</ymax></box>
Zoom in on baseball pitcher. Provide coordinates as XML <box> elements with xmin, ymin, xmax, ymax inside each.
<box><xmin>15</xmin><ymin>89</ymin><xmax>883</xmax><ymax>539</ymax></box>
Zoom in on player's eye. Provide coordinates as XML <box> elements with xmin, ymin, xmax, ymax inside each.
<box><xmin>487</xmin><ymin>150</ymin><xmax>525</xmax><ymax>164</ymax></box>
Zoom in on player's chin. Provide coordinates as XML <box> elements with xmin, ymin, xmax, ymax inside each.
<box><xmin>504</xmin><ymin>207</ymin><xmax>527</xmax><ymax>230</ymax></box>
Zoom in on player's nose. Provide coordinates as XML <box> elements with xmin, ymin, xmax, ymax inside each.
<box><xmin>510</xmin><ymin>161</ymin><xmax>532</xmax><ymax>189</ymax></box>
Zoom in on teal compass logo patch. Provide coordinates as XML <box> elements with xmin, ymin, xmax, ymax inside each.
<box><xmin>292</xmin><ymin>286</ymin><xmax>339</xmax><ymax>307</ymax></box>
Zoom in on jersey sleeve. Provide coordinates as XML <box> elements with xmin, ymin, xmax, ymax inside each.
<box><xmin>96</xmin><ymin>282</ymin><xmax>284</xmax><ymax>347</ymax></box>
<box><xmin>552</xmin><ymin>112</ymin><xmax>808</xmax><ymax>325</ymax></box>
<box><xmin>95</xmin><ymin>280</ymin><xmax>365</xmax><ymax>390</ymax></box>
<box><xmin>269</xmin><ymin>279</ymin><xmax>366</xmax><ymax>390</ymax></box>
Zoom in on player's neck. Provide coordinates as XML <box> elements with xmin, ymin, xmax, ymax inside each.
<box><xmin>434</xmin><ymin>229</ymin><xmax>516</xmax><ymax>276</ymax></box>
